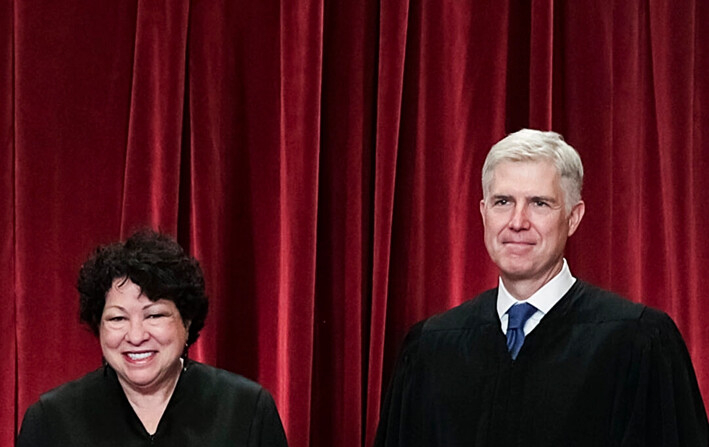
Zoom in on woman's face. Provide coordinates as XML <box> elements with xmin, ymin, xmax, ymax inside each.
<box><xmin>100</xmin><ymin>278</ymin><xmax>189</xmax><ymax>394</ymax></box>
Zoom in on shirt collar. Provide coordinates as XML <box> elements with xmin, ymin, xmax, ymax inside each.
<box><xmin>496</xmin><ymin>259</ymin><xmax>576</xmax><ymax>319</ymax></box>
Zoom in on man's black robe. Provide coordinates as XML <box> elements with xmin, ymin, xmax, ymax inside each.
<box><xmin>17</xmin><ymin>360</ymin><xmax>288</xmax><ymax>446</ymax></box>
<box><xmin>375</xmin><ymin>281</ymin><xmax>708</xmax><ymax>446</ymax></box>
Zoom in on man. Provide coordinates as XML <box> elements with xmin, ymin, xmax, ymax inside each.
<box><xmin>375</xmin><ymin>129</ymin><xmax>708</xmax><ymax>446</ymax></box>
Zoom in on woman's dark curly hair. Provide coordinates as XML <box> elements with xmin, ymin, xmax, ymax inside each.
<box><xmin>77</xmin><ymin>229</ymin><xmax>208</xmax><ymax>346</ymax></box>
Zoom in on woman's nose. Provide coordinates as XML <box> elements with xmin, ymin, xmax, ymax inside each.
<box><xmin>126</xmin><ymin>320</ymin><xmax>149</xmax><ymax>344</ymax></box>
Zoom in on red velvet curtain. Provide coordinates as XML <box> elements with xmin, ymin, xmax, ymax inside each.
<box><xmin>2</xmin><ymin>1</ymin><xmax>708</xmax><ymax>446</ymax></box>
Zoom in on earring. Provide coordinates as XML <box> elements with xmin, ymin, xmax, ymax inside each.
<box><xmin>182</xmin><ymin>342</ymin><xmax>190</xmax><ymax>371</ymax></box>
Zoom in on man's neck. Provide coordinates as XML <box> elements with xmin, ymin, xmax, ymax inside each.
<box><xmin>501</xmin><ymin>260</ymin><xmax>564</xmax><ymax>300</ymax></box>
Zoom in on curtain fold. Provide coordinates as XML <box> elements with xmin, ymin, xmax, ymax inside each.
<box><xmin>688</xmin><ymin>0</ymin><xmax>709</xmax><ymax>363</ymax></box>
<box><xmin>313</xmin><ymin>1</ymin><xmax>378</xmax><ymax>446</ymax></box>
<box><xmin>364</xmin><ymin>0</ymin><xmax>413</xmax><ymax>443</ymax></box>
<box><xmin>4</xmin><ymin>2</ymin><xmax>709</xmax><ymax>447</ymax></box>
<box><xmin>528</xmin><ymin>0</ymin><xmax>554</xmax><ymax>128</ymax></box>
<box><xmin>646</xmin><ymin>0</ymin><xmax>707</xmax><ymax>357</ymax></box>
<box><xmin>120</xmin><ymin>0</ymin><xmax>190</xmax><ymax>235</ymax></box>
<box><xmin>0</xmin><ymin>1</ymin><xmax>15</xmax><ymax>446</ymax></box>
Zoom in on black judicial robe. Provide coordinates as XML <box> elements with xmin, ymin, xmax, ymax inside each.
<box><xmin>375</xmin><ymin>281</ymin><xmax>709</xmax><ymax>447</ymax></box>
<box><xmin>17</xmin><ymin>361</ymin><xmax>288</xmax><ymax>447</ymax></box>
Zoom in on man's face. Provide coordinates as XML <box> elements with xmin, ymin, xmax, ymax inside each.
<box><xmin>480</xmin><ymin>160</ymin><xmax>584</xmax><ymax>285</ymax></box>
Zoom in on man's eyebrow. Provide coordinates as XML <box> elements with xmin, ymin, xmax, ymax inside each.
<box><xmin>529</xmin><ymin>195</ymin><xmax>558</xmax><ymax>203</ymax></box>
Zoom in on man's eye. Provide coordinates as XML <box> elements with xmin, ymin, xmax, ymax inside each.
<box><xmin>494</xmin><ymin>199</ymin><xmax>508</xmax><ymax>206</ymax></box>
<box><xmin>534</xmin><ymin>201</ymin><xmax>548</xmax><ymax>207</ymax></box>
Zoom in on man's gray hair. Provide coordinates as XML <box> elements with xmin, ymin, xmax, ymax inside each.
<box><xmin>482</xmin><ymin>129</ymin><xmax>584</xmax><ymax>213</ymax></box>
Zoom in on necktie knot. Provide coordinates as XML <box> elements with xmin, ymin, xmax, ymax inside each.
<box><xmin>506</xmin><ymin>302</ymin><xmax>537</xmax><ymax>360</ymax></box>
<box><xmin>507</xmin><ymin>302</ymin><xmax>537</xmax><ymax>330</ymax></box>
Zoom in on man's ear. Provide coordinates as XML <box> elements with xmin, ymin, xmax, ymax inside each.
<box><xmin>480</xmin><ymin>199</ymin><xmax>487</xmax><ymax>224</ymax></box>
<box><xmin>567</xmin><ymin>200</ymin><xmax>585</xmax><ymax>237</ymax></box>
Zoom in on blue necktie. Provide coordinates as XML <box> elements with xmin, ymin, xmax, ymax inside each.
<box><xmin>506</xmin><ymin>302</ymin><xmax>537</xmax><ymax>360</ymax></box>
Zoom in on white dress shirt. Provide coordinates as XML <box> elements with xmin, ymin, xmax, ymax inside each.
<box><xmin>496</xmin><ymin>259</ymin><xmax>576</xmax><ymax>336</ymax></box>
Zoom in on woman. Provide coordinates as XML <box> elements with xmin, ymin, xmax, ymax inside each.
<box><xmin>17</xmin><ymin>229</ymin><xmax>288</xmax><ymax>446</ymax></box>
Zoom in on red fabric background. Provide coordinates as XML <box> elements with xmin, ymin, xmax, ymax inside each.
<box><xmin>2</xmin><ymin>1</ymin><xmax>708</xmax><ymax>446</ymax></box>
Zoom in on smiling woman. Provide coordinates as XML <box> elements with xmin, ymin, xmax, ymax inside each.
<box><xmin>16</xmin><ymin>230</ymin><xmax>289</xmax><ymax>447</ymax></box>
<box><xmin>99</xmin><ymin>279</ymin><xmax>190</xmax><ymax>431</ymax></box>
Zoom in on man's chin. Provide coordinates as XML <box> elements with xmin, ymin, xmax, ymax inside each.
<box><xmin>498</xmin><ymin>263</ymin><xmax>537</xmax><ymax>281</ymax></box>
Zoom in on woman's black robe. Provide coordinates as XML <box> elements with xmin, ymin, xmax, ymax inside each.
<box><xmin>17</xmin><ymin>360</ymin><xmax>288</xmax><ymax>446</ymax></box>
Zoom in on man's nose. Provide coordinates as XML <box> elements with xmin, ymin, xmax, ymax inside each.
<box><xmin>508</xmin><ymin>204</ymin><xmax>530</xmax><ymax>230</ymax></box>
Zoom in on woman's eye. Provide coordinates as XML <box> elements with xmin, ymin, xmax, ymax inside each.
<box><xmin>107</xmin><ymin>316</ymin><xmax>125</xmax><ymax>322</ymax></box>
<box><xmin>147</xmin><ymin>314</ymin><xmax>165</xmax><ymax>319</ymax></box>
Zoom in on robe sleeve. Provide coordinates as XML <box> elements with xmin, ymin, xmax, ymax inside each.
<box><xmin>248</xmin><ymin>388</ymin><xmax>289</xmax><ymax>447</ymax></box>
<box><xmin>613</xmin><ymin>309</ymin><xmax>708</xmax><ymax>446</ymax></box>
<box><xmin>16</xmin><ymin>401</ymin><xmax>51</xmax><ymax>447</ymax></box>
<box><xmin>374</xmin><ymin>321</ymin><xmax>425</xmax><ymax>447</ymax></box>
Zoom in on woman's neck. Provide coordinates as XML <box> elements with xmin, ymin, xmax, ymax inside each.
<box><xmin>117</xmin><ymin>358</ymin><xmax>184</xmax><ymax>435</ymax></box>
